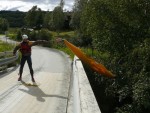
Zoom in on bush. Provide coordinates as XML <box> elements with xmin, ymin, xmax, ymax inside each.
<box><xmin>77</xmin><ymin>0</ymin><xmax>150</xmax><ymax>112</ymax></box>
<box><xmin>15</xmin><ymin>28</ymin><xmax>52</xmax><ymax>41</ymax></box>
<box><xmin>0</xmin><ymin>40</ymin><xmax>15</xmax><ymax>52</ymax></box>
<box><xmin>38</xmin><ymin>29</ymin><xmax>52</xmax><ymax>41</ymax></box>
<box><xmin>16</xmin><ymin>30</ymin><xmax>22</xmax><ymax>41</ymax></box>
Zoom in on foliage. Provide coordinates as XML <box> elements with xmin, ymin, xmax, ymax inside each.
<box><xmin>34</xmin><ymin>29</ymin><xmax>52</xmax><ymax>41</ymax></box>
<box><xmin>70</xmin><ymin>0</ymin><xmax>88</xmax><ymax>30</ymax></box>
<box><xmin>60</xmin><ymin>0</ymin><xmax>65</xmax><ymax>9</ymax></box>
<box><xmin>0</xmin><ymin>17</ymin><xmax>9</xmax><ymax>33</ymax></box>
<box><xmin>74</xmin><ymin>0</ymin><xmax>150</xmax><ymax>113</ymax></box>
<box><xmin>0</xmin><ymin>40</ymin><xmax>15</xmax><ymax>52</ymax></box>
<box><xmin>6</xmin><ymin>28</ymin><xmax>22</xmax><ymax>41</ymax></box>
<box><xmin>70</xmin><ymin>0</ymin><xmax>92</xmax><ymax>46</ymax></box>
<box><xmin>16</xmin><ymin>30</ymin><xmax>22</xmax><ymax>41</ymax></box>
<box><xmin>0</xmin><ymin>10</ymin><xmax>71</xmax><ymax>31</ymax></box>
<box><xmin>0</xmin><ymin>11</ymin><xmax>25</xmax><ymax>27</ymax></box>
<box><xmin>43</xmin><ymin>12</ymin><xmax>52</xmax><ymax>29</ymax></box>
<box><xmin>70</xmin><ymin>11</ymin><xmax>80</xmax><ymax>29</ymax></box>
<box><xmin>56</xmin><ymin>47</ymin><xmax>74</xmax><ymax>59</ymax></box>
<box><xmin>50</xmin><ymin>30</ymin><xmax>76</xmax><ymax>59</ymax></box>
<box><xmin>25</xmin><ymin>6</ymin><xmax>44</xmax><ymax>30</ymax></box>
<box><xmin>37</xmin><ymin>29</ymin><xmax>52</xmax><ymax>41</ymax></box>
<box><xmin>51</xmin><ymin>6</ymin><xmax>65</xmax><ymax>32</ymax></box>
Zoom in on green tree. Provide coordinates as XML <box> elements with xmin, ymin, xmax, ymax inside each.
<box><xmin>43</xmin><ymin>12</ymin><xmax>52</xmax><ymax>29</ymax></box>
<box><xmin>51</xmin><ymin>6</ymin><xmax>65</xmax><ymax>33</ymax></box>
<box><xmin>0</xmin><ymin>17</ymin><xmax>9</xmax><ymax>33</ymax></box>
<box><xmin>16</xmin><ymin>30</ymin><xmax>22</xmax><ymax>41</ymax></box>
<box><xmin>0</xmin><ymin>11</ymin><xmax>25</xmax><ymax>27</ymax></box>
<box><xmin>70</xmin><ymin>0</ymin><xmax>88</xmax><ymax>29</ymax></box>
<box><xmin>80</xmin><ymin>0</ymin><xmax>150</xmax><ymax>53</ymax></box>
<box><xmin>60</xmin><ymin>0</ymin><xmax>65</xmax><ymax>9</ymax></box>
<box><xmin>76</xmin><ymin>0</ymin><xmax>150</xmax><ymax>113</ymax></box>
<box><xmin>25</xmin><ymin>6</ymin><xmax>44</xmax><ymax>30</ymax></box>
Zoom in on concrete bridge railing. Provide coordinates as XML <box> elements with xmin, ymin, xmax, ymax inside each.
<box><xmin>67</xmin><ymin>56</ymin><xmax>101</xmax><ymax>113</ymax></box>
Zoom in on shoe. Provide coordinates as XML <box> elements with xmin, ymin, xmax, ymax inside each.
<box><xmin>32</xmin><ymin>78</ymin><xmax>35</xmax><ymax>82</ymax></box>
<box><xmin>18</xmin><ymin>77</ymin><xmax>22</xmax><ymax>81</ymax></box>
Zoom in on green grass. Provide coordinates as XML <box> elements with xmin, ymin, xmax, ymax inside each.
<box><xmin>51</xmin><ymin>30</ymin><xmax>76</xmax><ymax>59</ymax></box>
<box><xmin>7</xmin><ymin>33</ymin><xmax>17</xmax><ymax>40</ymax></box>
<box><xmin>0</xmin><ymin>40</ymin><xmax>15</xmax><ymax>52</ymax></box>
<box><xmin>51</xmin><ymin>31</ymin><xmax>76</xmax><ymax>39</ymax></box>
<box><xmin>0</xmin><ymin>40</ymin><xmax>19</xmax><ymax>69</ymax></box>
<box><xmin>8</xmin><ymin>28</ymin><xmax>19</xmax><ymax>34</ymax></box>
<box><xmin>56</xmin><ymin>47</ymin><xmax>74</xmax><ymax>59</ymax></box>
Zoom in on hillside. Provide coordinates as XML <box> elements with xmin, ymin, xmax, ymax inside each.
<box><xmin>0</xmin><ymin>11</ymin><xmax>26</xmax><ymax>27</ymax></box>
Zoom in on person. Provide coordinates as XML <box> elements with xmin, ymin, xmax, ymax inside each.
<box><xmin>13</xmin><ymin>34</ymin><xmax>48</xmax><ymax>82</ymax></box>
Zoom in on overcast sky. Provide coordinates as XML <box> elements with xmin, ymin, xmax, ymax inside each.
<box><xmin>0</xmin><ymin>0</ymin><xmax>75</xmax><ymax>12</ymax></box>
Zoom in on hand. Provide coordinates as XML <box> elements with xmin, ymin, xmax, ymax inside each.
<box><xmin>56</xmin><ymin>38</ymin><xmax>64</xmax><ymax>43</ymax></box>
<box><xmin>42</xmin><ymin>40</ymin><xmax>49</xmax><ymax>44</ymax></box>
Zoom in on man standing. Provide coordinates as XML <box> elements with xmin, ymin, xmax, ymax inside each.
<box><xmin>13</xmin><ymin>34</ymin><xmax>48</xmax><ymax>82</ymax></box>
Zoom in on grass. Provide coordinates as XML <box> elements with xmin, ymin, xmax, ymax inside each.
<box><xmin>7</xmin><ymin>33</ymin><xmax>17</xmax><ymax>40</ymax></box>
<box><xmin>0</xmin><ymin>40</ymin><xmax>18</xmax><ymax>69</ymax></box>
<box><xmin>51</xmin><ymin>31</ymin><xmax>76</xmax><ymax>39</ymax></box>
<box><xmin>8</xmin><ymin>28</ymin><xmax>20</xmax><ymax>33</ymax></box>
<box><xmin>0</xmin><ymin>40</ymin><xmax>15</xmax><ymax>52</ymax></box>
<box><xmin>51</xmin><ymin>30</ymin><xmax>76</xmax><ymax>59</ymax></box>
<box><xmin>7</xmin><ymin>28</ymin><xmax>19</xmax><ymax>40</ymax></box>
<box><xmin>56</xmin><ymin>46</ymin><xmax>74</xmax><ymax>59</ymax></box>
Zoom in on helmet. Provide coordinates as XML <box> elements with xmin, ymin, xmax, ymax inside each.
<box><xmin>22</xmin><ymin>34</ymin><xmax>28</xmax><ymax>40</ymax></box>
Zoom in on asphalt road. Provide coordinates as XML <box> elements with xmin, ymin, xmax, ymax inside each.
<box><xmin>0</xmin><ymin>36</ymin><xmax>72</xmax><ymax>113</ymax></box>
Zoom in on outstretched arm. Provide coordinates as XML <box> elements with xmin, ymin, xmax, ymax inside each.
<box><xmin>56</xmin><ymin>38</ymin><xmax>64</xmax><ymax>42</ymax></box>
<box><xmin>31</xmin><ymin>38</ymin><xmax>64</xmax><ymax>46</ymax></box>
<box><xmin>31</xmin><ymin>40</ymin><xmax>49</xmax><ymax>46</ymax></box>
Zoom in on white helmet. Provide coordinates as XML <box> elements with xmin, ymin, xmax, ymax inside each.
<box><xmin>22</xmin><ymin>34</ymin><xmax>28</xmax><ymax>40</ymax></box>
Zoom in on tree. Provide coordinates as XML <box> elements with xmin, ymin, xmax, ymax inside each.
<box><xmin>0</xmin><ymin>17</ymin><xmax>9</xmax><ymax>33</ymax></box>
<box><xmin>16</xmin><ymin>30</ymin><xmax>22</xmax><ymax>40</ymax></box>
<box><xmin>25</xmin><ymin>6</ymin><xmax>44</xmax><ymax>30</ymax></box>
<box><xmin>70</xmin><ymin>0</ymin><xmax>88</xmax><ymax>29</ymax></box>
<box><xmin>70</xmin><ymin>0</ymin><xmax>91</xmax><ymax>47</ymax></box>
<box><xmin>0</xmin><ymin>11</ymin><xmax>25</xmax><ymax>27</ymax></box>
<box><xmin>43</xmin><ymin>11</ymin><xmax>52</xmax><ymax>29</ymax></box>
<box><xmin>63</xmin><ymin>13</ymin><xmax>71</xmax><ymax>30</ymax></box>
<box><xmin>74</xmin><ymin>0</ymin><xmax>150</xmax><ymax>113</ymax></box>
<box><xmin>51</xmin><ymin>6</ymin><xmax>65</xmax><ymax>33</ymax></box>
<box><xmin>60</xmin><ymin>0</ymin><xmax>65</xmax><ymax>9</ymax></box>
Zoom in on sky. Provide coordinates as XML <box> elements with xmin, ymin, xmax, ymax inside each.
<box><xmin>0</xmin><ymin>0</ymin><xmax>75</xmax><ymax>12</ymax></box>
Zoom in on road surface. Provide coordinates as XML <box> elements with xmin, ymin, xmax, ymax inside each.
<box><xmin>0</xmin><ymin>36</ymin><xmax>72</xmax><ymax>113</ymax></box>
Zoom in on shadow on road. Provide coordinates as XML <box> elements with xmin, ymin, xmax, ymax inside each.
<box><xmin>19</xmin><ymin>81</ymin><xmax>68</xmax><ymax>102</ymax></box>
<box><xmin>0</xmin><ymin>65</ymin><xmax>19</xmax><ymax>78</ymax></box>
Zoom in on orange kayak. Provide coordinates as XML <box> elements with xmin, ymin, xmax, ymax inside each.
<box><xmin>64</xmin><ymin>40</ymin><xmax>115</xmax><ymax>78</ymax></box>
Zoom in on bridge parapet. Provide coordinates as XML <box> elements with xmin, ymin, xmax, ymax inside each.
<box><xmin>67</xmin><ymin>56</ymin><xmax>101</xmax><ymax>113</ymax></box>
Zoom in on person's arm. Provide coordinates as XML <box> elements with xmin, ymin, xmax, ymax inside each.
<box><xmin>56</xmin><ymin>38</ymin><xmax>64</xmax><ymax>42</ymax></box>
<box><xmin>30</xmin><ymin>38</ymin><xmax>64</xmax><ymax>46</ymax></box>
<box><xmin>13</xmin><ymin>44</ymin><xmax>21</xmax><ymax>55</ymax></box>
<box><xmin>31</xmin><ymin>40</ymin><xmax>49</xmax><ymax>46</ymax></box>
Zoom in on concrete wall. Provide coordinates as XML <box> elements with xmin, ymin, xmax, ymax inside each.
<box><xmin>67</xmin><ymin>56</ymin><xmax>101</xmax><ymax>113</ymax></box>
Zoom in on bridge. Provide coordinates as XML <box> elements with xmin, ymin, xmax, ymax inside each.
<box><xmin>0</xmin><ymin>36</ymin><xmax>101</xmax><ymax>113</ymax></box>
